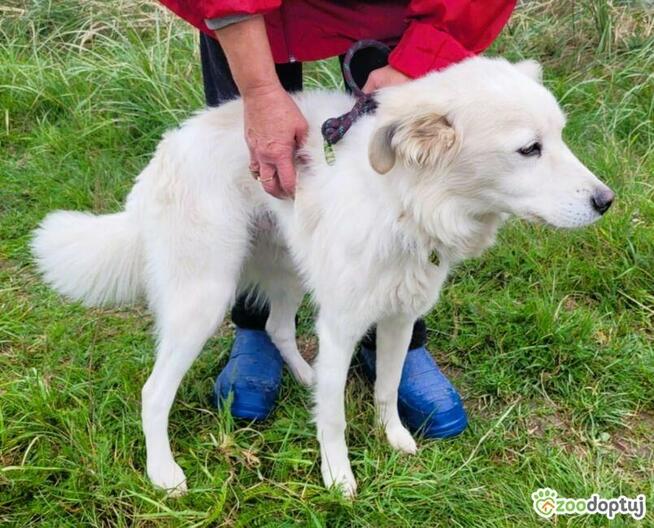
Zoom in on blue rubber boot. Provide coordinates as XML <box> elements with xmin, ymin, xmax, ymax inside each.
<box><xmin>213</xmin><ymin>328</ymin><xmax>284</xmax><ymax>420</ymax></box>
<box><xmin>359</xmin><ymin>345</ymin><xmax>468</xmax><ymax>438</ymax></box>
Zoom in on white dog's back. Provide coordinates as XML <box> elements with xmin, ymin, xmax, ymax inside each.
<box><xmin>30</xmin><ymin>90</ymin><xmax>349</xmax><ymax>304</ymax></box>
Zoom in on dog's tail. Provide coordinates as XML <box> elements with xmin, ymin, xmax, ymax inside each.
<box><xmin>31</xmin><ymin>209</ymin><xmax>144</xmax><ymax>307</ymax></box>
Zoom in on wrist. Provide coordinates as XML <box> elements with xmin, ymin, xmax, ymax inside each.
<box><xmin>241</xmin><ymin>79</ymin><xmax>283</xmax><ymax>99</ymax></box>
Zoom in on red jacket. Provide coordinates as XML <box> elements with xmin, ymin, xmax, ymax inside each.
<box><xmin>158</xmin><ymin>0</ymin><xmax>516</xmax><ymax>78</ymax></box>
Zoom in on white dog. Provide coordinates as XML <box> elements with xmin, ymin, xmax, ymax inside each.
<box><xmin>31</xmin><ymin>57</ymin><xmax>614</xmax><ymax>497</ymax></box>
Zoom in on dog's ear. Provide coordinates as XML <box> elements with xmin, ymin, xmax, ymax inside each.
<box><xmin>368</xmin><ymin>124</ymin><xmax>397</xmax><ymax>174</ymax></box>
<box><xmin>515</xmin><ymin>59</ymin><xmax>543</xmax><ymax>83</ymax></box>
<box><xmin>369</xmin><ymin>113</ymin><xmax>457</xmax><ymax>174</ymax></box>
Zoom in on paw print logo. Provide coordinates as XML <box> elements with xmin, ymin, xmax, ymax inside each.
<box><xmin>532</xmin><ymin>488</ymin><xmax>558</xmax><ymax>518</ymax></box>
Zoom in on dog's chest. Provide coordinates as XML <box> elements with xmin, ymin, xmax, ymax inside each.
<box><xmin>372</xmin><ymin>258</ymin><xmax>450</xmax><ymax>317</ymax></box>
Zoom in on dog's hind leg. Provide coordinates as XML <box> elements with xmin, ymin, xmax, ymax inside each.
<box><xmin>246</xmin><ymin>237</ymin><xmax>313</xmax><ymax>386</ymax></box>
<box><xmin>141</xmin><ymin>210</ymin><xmax>248</xmax><ymax>495</ymax></box>
<box><xmin>374</xmin><ymin>316</ymin><xmax>417</xmax><ymax>454</ymax></box>
<box><xmin>264</xmin><ymin>278</ymin><xmax>314</xmax><ymax>387</ymax></box>
<box><xmin>141</xmin><ymin>278</ymin><xmax>235</xmax><ymax>495</ymax></box>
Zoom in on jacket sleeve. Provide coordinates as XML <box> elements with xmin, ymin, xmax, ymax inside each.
<box><xmin>388</xmin><ymin>0</ymin><xmax>517</xmax><ymax>78</ymax></box>
<box><xmin>158</xmin><ymin>0</ymin><xmax>280</xmax><ymax>34</ymax></box>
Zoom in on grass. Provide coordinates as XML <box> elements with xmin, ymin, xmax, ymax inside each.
<box><xmin>1</xmin><ymin>0</ymin><xmax>653</xmax><ymax>525</ymax></box>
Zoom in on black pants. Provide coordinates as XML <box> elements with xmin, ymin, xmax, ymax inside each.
<box><xmin>199</xmin><ymin>33</ymin><xmax>426</xmax><ymax>351</ymax></box>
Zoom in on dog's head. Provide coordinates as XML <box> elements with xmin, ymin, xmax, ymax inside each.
<box><xmin>369</xmin><ymin>57</ymin><xmax>614</xmax><ymax>229</ymax></box>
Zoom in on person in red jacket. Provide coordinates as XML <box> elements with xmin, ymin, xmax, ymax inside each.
<box><xmin>157</xmin><ymin>0</ymin><xmax>516</xmax><ymax>435</ymax></box>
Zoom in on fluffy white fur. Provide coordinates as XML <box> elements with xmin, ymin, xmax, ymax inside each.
<box><xmin>31</xmin><ymin>57</ymin><xmax>612</xmax><ymax>497</ymax></box>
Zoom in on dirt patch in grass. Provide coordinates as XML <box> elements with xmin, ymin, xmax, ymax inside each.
<box><xmin>519</xmin><ymin>403</ymin><xmax>654</xmax><ymax>474</ymax></box>
<box><xmin>611</xmin><ymin>410</ymin><xmax>654</xmax><ymax>461</ymax></box>
<box><xmin>298</xmin><ymin>334</ymin><xmax>318</xmax><ymax>362</ymax></box>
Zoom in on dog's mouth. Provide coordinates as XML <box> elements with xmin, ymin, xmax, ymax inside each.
<box><xmin>519</xmin><ymin>209</ymin><xmax>604</xmax><ymax>230</ymax></box>
<box><xmin>518</xmin><ymin>211</ymin><xmax>548</xmax><ymax>226</ymax></box>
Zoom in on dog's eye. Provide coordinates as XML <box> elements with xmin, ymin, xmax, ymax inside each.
<box><xmin>518</xmin><ymin>142</ymin><xmax>542</xmax><ymax>157</ymax></box>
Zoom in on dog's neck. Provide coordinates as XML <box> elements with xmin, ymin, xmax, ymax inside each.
<box><xmin>388</xmin><ymin>174</ymin><xmax>505</xmax><ymax>264</ymax></box>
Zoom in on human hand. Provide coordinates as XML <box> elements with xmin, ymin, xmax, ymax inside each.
<box><xmin>243</xmin><ymin>84</ymin><xmax>309</xmax><ymax>199</ymax></box>
<box><xmin>362</xmin><ymin>65</ymin><xmax>410</xmax><ymax>94</ymax></box>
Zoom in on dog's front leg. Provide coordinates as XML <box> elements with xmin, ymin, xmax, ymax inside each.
<box><xmin>314</xmin><ymin>315</ymin><xmax>360</xmax><ymax>497</ymax></box>
<box><xmin>375</xmin><ymin>316</ymin><xmax>417</xmax><ymax>454</ymax></box>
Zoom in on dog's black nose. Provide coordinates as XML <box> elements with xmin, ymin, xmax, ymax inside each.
<box><xmin>591</xmin><ymin>188</ymin><xmax>615</xmax><ymax>215</ymax></box>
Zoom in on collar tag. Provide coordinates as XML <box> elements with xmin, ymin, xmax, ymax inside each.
<box><xmin>323</xmin><ymin>140</ymin><xmax>335</xmax><ymax>165</ymax></box>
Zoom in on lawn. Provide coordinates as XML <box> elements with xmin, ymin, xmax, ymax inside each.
<box><xmin>1</xmin><ymin>1</ymin><xmax>652</xmax><ymax>526</ymax></box>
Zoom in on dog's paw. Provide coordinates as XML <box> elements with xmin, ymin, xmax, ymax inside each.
<box><xmin>291</xmin><ymin>361</ymin><xmax>315</xmax><ymax>387</ymax></box>
<box><xmin>148</xmin><ymin>460</ymin><xmax>188</xmax><ymax>497</ymax></box>
<box><xmin>386</xmin><ymin>425</ymin><xmax>417</xmax><ymax>455</ymax></box>
<box><xmin>321</xmin><ymin>461</ymin><xmax>357</xmax><ymax>498</ymax></box>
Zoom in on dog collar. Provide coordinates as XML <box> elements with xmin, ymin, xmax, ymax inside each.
<box><xmin>321</xmin><ymin>40</ymin><xmax>390</xmax><ymax>164</ymax></box>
